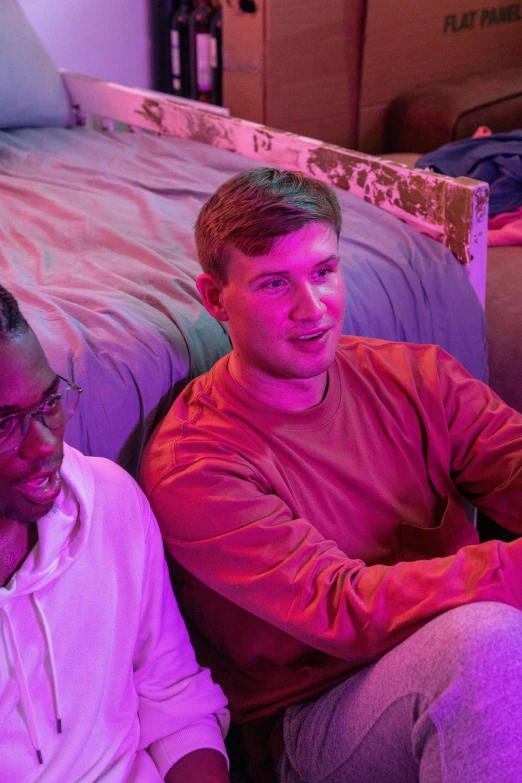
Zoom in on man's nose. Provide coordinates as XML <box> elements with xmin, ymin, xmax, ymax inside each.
<box><xmin>17</xmin><ymin>415</ymin><xmax>60</xmax><ymax>460</ymax></box>
<box><xmin>290</xmin><ymin>283</ymin><xmax>326</xmax><ymax>321</ymax></box>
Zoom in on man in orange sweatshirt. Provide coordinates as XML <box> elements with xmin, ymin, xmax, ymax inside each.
<box><xmin>141</xmin><ymin>167</ymin><xmax>522</xmax><ymax>783</ymax></box>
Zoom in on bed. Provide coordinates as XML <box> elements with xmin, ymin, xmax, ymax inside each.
<box><xmin>0</xmin><ymin>1</ymin><xmax>489</xmax><ymax>478</ymax></box>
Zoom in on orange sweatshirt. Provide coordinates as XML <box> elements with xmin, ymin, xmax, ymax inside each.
<box><xmin>141</xmin><ymin>336</ymin><xmax>522</xmax><ymax>758</ymax></box>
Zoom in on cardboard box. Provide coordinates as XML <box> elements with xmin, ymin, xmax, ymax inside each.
<box><xmin>222</xmin><ymin>0</ymin><xmax>363</xmax><ymax>149</ymax></box>
<box><xmin>223</xmin><ymin>0</ymin><xmax>522</xmax><ymax>154</ymax></box>
<box><xmin>359</xmin><ymin>0</ymin><xmax>522</xmax><ymax>153</ymax></box>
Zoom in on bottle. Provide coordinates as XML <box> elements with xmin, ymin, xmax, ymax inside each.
<box><xmin>152</xmin><ymin>0</ymin><xmax>176</xmax><ymax>93</ymax></box>
<box><xmin>170</xmin><ymin>0</ymin><xmax>193</xmax><ymax>97</ymax></box>
<box><xmin>209</xmin><ymin>6</ymin><xmax>222</xmax><ymax>105</ymax></box>
<box><xmin>189</xmin><ymin>0</ymin><xmax>214</xmax><ymax>102</ymax></box>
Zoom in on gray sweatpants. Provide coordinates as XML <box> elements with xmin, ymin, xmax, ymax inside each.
<box><xmin>277</xmin><ymin>602</ymin><xmax>522</xmax><ymax>783</ymax></box>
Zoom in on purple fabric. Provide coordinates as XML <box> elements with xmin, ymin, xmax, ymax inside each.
<box><xmin>417</xmin><ymin>131</ymin><xmax>522</xmax><ymax>217</ymax></box>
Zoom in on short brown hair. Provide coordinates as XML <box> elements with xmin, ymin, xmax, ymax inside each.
<box><xmin>195</xmin><ymin>167</ymin><xmax>342</xmax><ymax>283</ymax></box>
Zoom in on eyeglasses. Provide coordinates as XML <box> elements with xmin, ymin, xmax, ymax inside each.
<box><xmin>0</xmin><ymin>376</ymin><xmax>82</xmax><ymax>455</ymax></box>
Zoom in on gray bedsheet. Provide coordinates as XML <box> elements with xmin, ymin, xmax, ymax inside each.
<box><xmin>0</xmin><ymin>127</ymin><xmax>487</xmax><ymax>476</ymax></box>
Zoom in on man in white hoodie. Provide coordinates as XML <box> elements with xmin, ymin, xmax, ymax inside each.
<box><xmin>0</xmin><ymin>283</ymin><xmax>230</xmax><ymax>782</ymax></box>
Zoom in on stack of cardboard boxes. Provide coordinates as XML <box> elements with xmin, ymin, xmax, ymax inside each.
<box><xmin>222</xmin><ymin>0</ymin><xmax>522</xmax><ymax>153</ymax></box>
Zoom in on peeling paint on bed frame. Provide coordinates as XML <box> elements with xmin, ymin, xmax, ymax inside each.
<box><xmin>61</xmin><ymin>71</ymin><xmax>489</xmax><ymax>306</ymax></box>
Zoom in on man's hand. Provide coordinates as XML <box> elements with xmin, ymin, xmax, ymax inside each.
<box><xmin>164</xmin><ymin>748</ymin><xmax>230</xmax><ymax>783</ymax></box>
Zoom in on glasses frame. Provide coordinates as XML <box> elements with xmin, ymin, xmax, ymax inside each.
<box><xmin>0</xmin><ymin>375</ymin><xmax>83</xmax><ymax>455</ymax></box>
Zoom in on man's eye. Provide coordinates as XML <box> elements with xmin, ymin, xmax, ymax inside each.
<box><xmin>43</xmin><ymin>394</ymin><xmax>62</xmax><ymax>413</ymax></box>
<box><xmin>316</xmin><ymin>267</ymin><xmax>331</xmax><ymax>279</ymax></box>
<box><xmin>0</xmin><ymin>417</ymin><xmax>16</xmax><ymax>437</ymax></box>
<box><xmin>264</xmin><ymin>279</ymin><xmax>285</xmax><ymax>290</ymax></box>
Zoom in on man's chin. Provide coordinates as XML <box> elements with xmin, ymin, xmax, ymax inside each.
<box><xmin>285</xmin><ymin>352</ymin><xmax>337</xmax><ymax>380</ymax></box>
<box><xmin>16</xmin><ymin>501</ymin><xmax>56</xmax><ymax>524</ymax></box>
<box><xmin>11</xmin><ymin>484</ymin><xmax>61</xmax><ymax>523</ymax></box>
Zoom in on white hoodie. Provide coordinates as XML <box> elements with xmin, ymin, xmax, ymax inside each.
<box><xmin>0</xmin><ymin>444</ymin><xmax>229</xmax><ymax>782</ymax></box>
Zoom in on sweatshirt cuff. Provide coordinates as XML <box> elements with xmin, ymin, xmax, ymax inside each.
<box><xmin>148</xmin><ymin>715</ymin><xmax>230</xmax><ymax>778</ymax></box>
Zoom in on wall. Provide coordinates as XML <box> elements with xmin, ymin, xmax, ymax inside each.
<box><xmin>18</xmin><ymin>0</ymin><xmax>152</xmax><ymax>88</ymax></box>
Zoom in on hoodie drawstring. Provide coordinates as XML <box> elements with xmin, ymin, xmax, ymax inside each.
<box><xmin>32</xmin><ymin>594</ymin><xmax>63</xmax><ymax>734</ymax></box>
<box><xmin>1</xmin><ymin>606</ymin><xmax>44</xmax><ymax>764</ymax></box>
<box><xmin>1</xmin><ymin>596</ymin><xmax>63</xmax><ymax>766</ymax></box>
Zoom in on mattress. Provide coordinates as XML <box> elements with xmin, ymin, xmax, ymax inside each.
<box><xmin>0</xmin><ymin>127</ymin><xmax>487</xmax><ymax>475</ymax></box>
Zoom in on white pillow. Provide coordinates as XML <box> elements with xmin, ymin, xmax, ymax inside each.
<box><xmin>0</xmin><ymin>0</ymin><xmax>70</xmax><ymax>128</ymax></box>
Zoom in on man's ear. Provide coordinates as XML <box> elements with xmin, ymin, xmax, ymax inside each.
<box><xmin>196</xmin><ymin>274</ymin><xmax>229</xmax><ymax>321</ymax></box>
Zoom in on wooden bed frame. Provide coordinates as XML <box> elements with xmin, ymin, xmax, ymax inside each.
<box><xmin>61</xmin><ymin>71</ymin><xmax>489</xmax><ymax>307</ymax></box>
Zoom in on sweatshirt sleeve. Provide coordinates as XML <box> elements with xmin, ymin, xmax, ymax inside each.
<box><xmin>132</xmin><ymin>490</ymin><xmax>230</xmax><ymax>777</ymax></box>
<box><xmin>148</xmin><ymin>447</ymin><xmax>522</xmax><ymax>668</ymax></box>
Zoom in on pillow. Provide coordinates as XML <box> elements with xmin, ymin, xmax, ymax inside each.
<box><xmin>0</xmin><ymin>0</ymin><xmax>70</xmax><ymax>128</ymax></box>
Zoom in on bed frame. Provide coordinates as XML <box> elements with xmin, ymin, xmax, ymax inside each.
<box><xmin>61</xmin><ymin>71</ymin><xmax>489</xmax><ymax>306</ymax></box>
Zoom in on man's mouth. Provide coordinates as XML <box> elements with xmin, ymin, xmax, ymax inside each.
<box><xmin>16</xmin><ymin>470</ymin><xmax>62</xmax><ymax>505</ymax></box>
<box><xmin>291</xmin><ymin>326</ymin><xmax>331</xmax><ymax>344</ymax></box>
<box><xmin>26</xmin><ymin>475</ymin><xmax>54</xmax><ymax>487</ymax></box>
<box><xmin>297</xmin><ymin>331</ymin><xmax>325</xmax><ymax>341</ymax></box>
